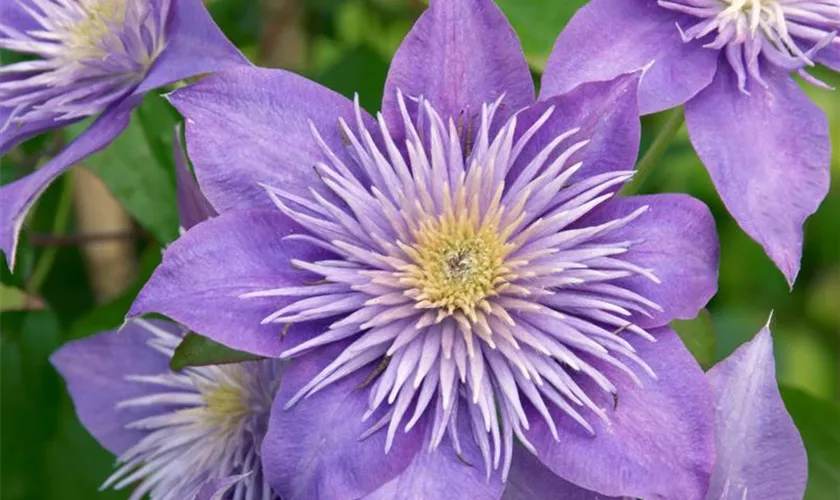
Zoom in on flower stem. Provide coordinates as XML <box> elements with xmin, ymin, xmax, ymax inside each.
<box><xmin>26</xmin><ymin>174</ymin><xmax>74</xmax><ymax>293</ymax></box>
<box><xmin>620</xmin><ymin>107</ymin><xmax>685</xmax><ymax>196</ymax></box>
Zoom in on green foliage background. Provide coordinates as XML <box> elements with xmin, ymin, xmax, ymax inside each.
<box><xmin>1</xmin><ymin>1</ymin><xmax>838</xmax><ymax>498</ymax></box>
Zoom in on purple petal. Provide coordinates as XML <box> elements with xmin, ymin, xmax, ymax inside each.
<box><xmin>0</xmin><ymin>107</ymin><xmax>80</xmax><ymax>155</ymax></box>
<box><xmin>581</xmin><ymin>194</ymin><xmax>719</xmax><ymax>328</ymax></box>
<box><xmin>503</xmin><ymin>446</ymin><xmax>619</xmax><ymax>500</ymax></box>
<box><xmin>1</xmin><ymin>95</ymin><xmax>141</xmax><ymax>268</ymax></box>
<box><xmin>816</xmin><ymin>45</ymin><xmax>840</xmax><ymax>72</ymax></box>
<box><xmin>167</xmin><ymin>66</ymin><xmax>370</xmax><ymax>213</ymax></box>
<box><xmin>0</xmin><ymin>107</ymin><xmax>10</xmax><ymax>152</ymax></box>
<box><xmin>684</xmin><ymin>64</ymin><xmax>830</xmax><ymax>286</ymax></box>
<box><xmin>49</xmin><ymin>320</ymin><xmax>180</xmax><ymax>455</ymax></box>
<box><xmin>541</xmin><ymin>0</ymin><xmax>719</xmax><ymax>114</ymax></box>
<box><xmin>194</xmin><ymin>474</ymin><xmax>250</xmax><ymax>500</ymax></box>
<box><xmin>0</xmin><ymin>0</ymin><xmax>38</xmax><ymax>32</ymax></box>
<box><xmin>382</xmin><ymin>0</ymin><xmax>534</xmax><ymax>130</ymax></box>
<box><xmin>128</xmin><ymin>210</ymin><xmax>333</xmax><ymax>357</ymax></box>
<box><xmin>262</xmin><ymin>344</ymin><xmax>425</xmax><ymax>500</ymax></box>
<box><xmin>510</xmin><ymin>72</ymin><xmax>641</xmax><ymax>186</ymax></box>
<box><xmin>525</xmin><ymin>327</ymin><xmax>715</xmax><ymax>500</ymax></box>
<box><xmin>363</xmin><ymin>405</ymin><xmax>504</xmax><ymax>500</ymax></box>
<box><xmin>706</xmin><ymin>321</ymin><xmax>808</xmax><ymax>500</ymax></box>
<box><xmin>136</xmin><ymin>0</ymin><xmax>248</xmax><ymax>93</ymax></box>
<box><xmin>174</xmin><ymin>126</ymin><xmax>217</xmax><ymax>230</ymax></box>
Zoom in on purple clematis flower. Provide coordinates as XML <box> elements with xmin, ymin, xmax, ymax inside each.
<box><xmin>51</xmin><ymin>319</ymin><xmax>283</xmax><ymax>500</ymax></box>
<box><xmin>129</xmin><ymin>0</ymin><xmax>721</xmax><ymax>498</ymax></box>
<box><xmin>52</xmin><ymin>151</ymin><xmax>274</xmax><ymax>499</ymax></box>
<box><xmin>543</xmin><ymin>0</ymin><xmax>836</xmax><ymax>285</ymax></box>
<box><xmin>503</xmin><ymin>319</ymin><xmax>809</xmax><ymax>500</ymax></box>
<box><xmin>0</xmin><ymin>0</ymin><xmax>247</xmax><ymax>267</ymax></box>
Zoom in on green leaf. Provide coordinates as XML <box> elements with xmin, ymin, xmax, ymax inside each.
<box><xmin>313</xmin><ymin>46</ymin><xmax>390</xmax><ymax>114</ymax></box>
<box><xmin>0</xmin><ymin>310</ymin><xmax>62</xmax><ymax>500</ymax></box>
<box><xmin>2</xmin><ymin>309</ymin><xmax>130</xmax><ymax>500</ymax></box>
<box><xmin>208</xmin><ymin>0</ymin><xmax>261</xmax><ymax>48</ymax></box>
<box><xmin>65</xmin><ymin>94</ymin><xmax>179</xmax><ymax>244</ymax></box>
<box><xmin>671</xmin><ymin>309</ymin><xmax>716</xmax><ymax>369</ymax></box>
<box><xmin>495</xmin><ymin>0</ymin><xmax>585</xmax><ymax>71</ymax></box>
<box><xmin>44</xmin><ymin>397</ymin><xmax>128</xmax><ymax>500</ymax></box>
<box><xmin>170</xmin><ymin>332</ymin><xmax>264</xmax><ymax>371</ymax></box>
<box><xmin>135</xmin><ymin>93</ymin><xmax>180</xmax><ymax>172</ymax></box>
<box><xmin>780</xmin><ymin>386</ymin><xmax>840</xmax><ymax>500</ymax></box>
<box><xmin>65</xmin><ymin>242</ymin><xmax>162</xmax><ymax>341</ymax></box>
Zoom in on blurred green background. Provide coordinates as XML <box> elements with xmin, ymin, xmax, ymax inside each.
<box><xmin>1</xmin><ymin>0</ymin><xmax>838</xmax><ymax>498</ymax></box>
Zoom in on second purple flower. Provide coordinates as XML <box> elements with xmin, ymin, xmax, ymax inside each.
<box><xmin>544</xmin><ymin>0</ymin><xmax>836</xmax><ymax>285</ymax></box>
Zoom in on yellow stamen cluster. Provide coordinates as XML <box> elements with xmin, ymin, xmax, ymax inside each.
<box><xmin>201</xmin><ymin>379</ymin><xmax>249</xmax><ymax>427</ymax></box>
<box><xmin>66</xmin><ymin>0</ymin><xmax>127</xmax><ymax>57</ymax></box>
<box><xmin>398</xmin><ymin>181</ymin><xmax>525</xmax><ymax>324</ymax></box>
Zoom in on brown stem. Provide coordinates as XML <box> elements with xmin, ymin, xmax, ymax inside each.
<box><xmin>27</xmin><ymin>229</ymin><xmax>146</xmax><ymax>247</ymax></box>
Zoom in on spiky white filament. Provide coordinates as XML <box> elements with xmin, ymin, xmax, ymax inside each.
<box><xmin>660</xmin><ymin>0</ymin><xmax>839</xmax><ymax>91</ymax></box>
<box><xmin>102</xmin><ymin>320</ymin><xmax>280</xmax><ymax>500</ymax></box>
<box><xmin>244</xmin><ymin>92</ymin><xmax>663</xmax><ymax>480</ymax></box>
<box><xmin>0</xmin><ymin>0</ymin><xmax>168</xmax><ymax>129</ymax></box>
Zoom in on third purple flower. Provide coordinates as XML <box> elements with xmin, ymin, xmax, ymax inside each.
<box><xmin>544</xmin><ymin>0</ymin><xmax>837</xmax><ymax>285</ymax></box>
<box><xmin>0</xmin><ymin>0</ymin><xmax>247</xmax><ymax>267</ymax></box>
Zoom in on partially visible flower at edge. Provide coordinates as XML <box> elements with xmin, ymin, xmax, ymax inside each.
<box><xmin>503</xmin><ymin>317</ymin><xmax>809</xmax><ymax>500</ymax></box>
<box><xmin>51</xmin><ymin>318</ymin><xmax>283</xmax><ymax>500</ymax></box>
<box><xmin>51</xmin><ymin>148</ymin><xmax>277</xmax><ymax>499</ymax></box>
<box><xmin>543</xmin><ymin>0</ymin><xmax>835</xmax><ymax>286</ymax></box>
<box><xmin>0</xmin><ymin>0</ymin><xmax>247</xmax><ymax>268</ymax></box>
<box><xmin>128</xmin><ymin>1</ymin><xmax>721</xmax><ymax>499</ymax></box>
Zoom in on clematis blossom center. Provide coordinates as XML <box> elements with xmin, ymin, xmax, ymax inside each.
<box><xmin>398</xmin><ymin>176</ymin><xmax>512</xmax><ymax>324</ymax></box>
<box><xmin>65</xmin><ymin>0</ymin><xmax>128</xmax><ymax>57</ymax></box>
<box><xmin>201</xmin><ymin>375</ymin><xmax>252</xmax><ymax>426</ymax></box>
<box><xmin>659</xmin><ymin>0</ymin><xmax>839</xmax><ymax>90</ymax></box>
<box><xmin>101</xmin><ymin>320</ymin><xmax>281</xmax><ymax>499</ymax></box>
<box><xmin>0</xmin><ymin>0</ymin><xmax>168</xmax><ymax>128</ymax></box>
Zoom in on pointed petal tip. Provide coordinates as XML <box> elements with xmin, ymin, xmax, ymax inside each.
<box><xmin>783</xmin><ymin>263</ymin><xmax>800</xmax><ymax>291</ymax></box>
<box><xmin>746</xmin><ymin>315</ymin><xmax>774</xmax><ymax>356</ymax></box>
<box><xmin>383</xmin><ymin>0</ymin><xmax>534</xmax><ymax>127</ymax></box>
<box><xmin>0</xmin><ymin>228</ymin><xmax>19</xmax><ymax>272</ymax></box>
<box><xmin>685</xmin><ymin>66</ymin><xmax>828</xmax><ymax>292</ymax></box>
<box><xmin>707</xmin><ymin>316</ymin><xmax>807</xmax><ymax>500</ymax></box>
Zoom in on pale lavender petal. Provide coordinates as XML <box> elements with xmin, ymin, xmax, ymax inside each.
<box><xmin>50</xmin><ymin>320</ymin><xmax>180</xmax><ymax>455</ymax></box>
<box><xmin>167</xmin><ymin>66</ymin><xmax>372</xmax><ymax>213</ymax></box>
<box><xmin>0</xmin><ymin>95</ymin><xmax>141</xmax><ymax>268</ymax></box>
<box><xmin>541</xmin><ymin>0</ymin><xmax>719</xmax><ymax>114</ymax></box>
<box><xmin>262</xmin><ymin>343</ymin><xmax>425</xmax><ymax>500</ymax></box>
<box><xmin>816</xmin><ymin>45</ymin><xmax>840</xmax><ymax>72</ymax></box>
<box><xmin>0</xmin><ymin>22</ymin><xmax>83</xmax><ymax>151</ymax></box>
<box><xmin>706</xmin><ymin>322</ymin><xmax>808</xmax><ymax>500</ymax></box>
<box><xmin>0</xmin><ymin>108</ymin><xmax>79</xmax><ymax>155</ymax></box>
<box><xmin>579</xmin><ymin>194</ymin><xmax>719</xmax><ymax>328</ymax></box>
<box><xmin>685</xmin><ymin>64</ymin><xmax>830</xmax><ymax>285</ymax></box>
<box><xmin>194</xmin><ymin>474</ymin><xmax>250</xmax><ymax>500</ymax></box>
<box><xmin>525</xmin><ymin>328</ymin><xmax>715</xmax><ymax>500</ymax></box>
<box><xmin>136</xmin><ymin>0</ymin><xmax>248</xmax><ymax>93</ymax></box>
<box><xmin>503</xmin><ymin>446</ymin><xmax>619</xmax><ymax>500</ymax></box>
<box><xmin>363</xmin><ymin>407</ymin><xmax>504</xmax><ymax>500</ymax></box>
<box><xmin>382</xmin><ymin>0</ymin><xmax>534</xmax><ymax>130</ymax></box>
<box><xmin>128</xmin><ymin>210</ymin><xmax>334</xmax><ymax>357</ymax></box>
<box><xmin>510</xmin><ymin>73</ymin><xmax>641</xmax><ymax>187</ymax></box>
<box><xmin>0</xmin><ymin>0</ymin><xmax>37</xmax><ymax>32</ymax></box>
